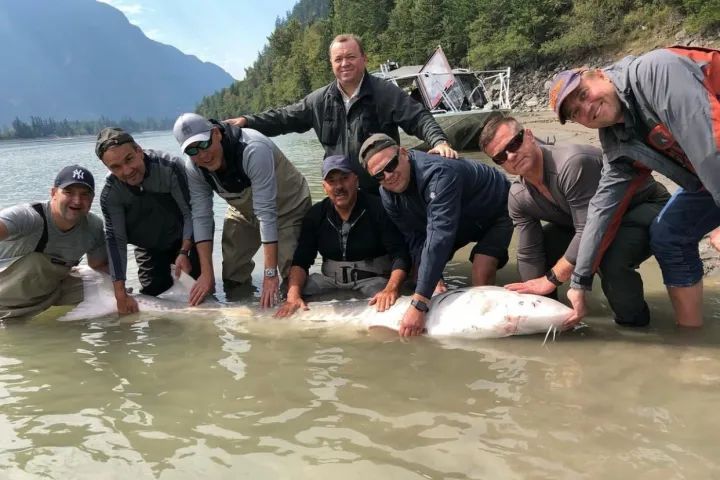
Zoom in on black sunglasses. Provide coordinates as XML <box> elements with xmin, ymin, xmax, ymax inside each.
<box><xmin>185</xmin><ymin>136</ymin><xmax>213</xmax><ymax>156</ymax></box>
<box><xmin>491</xmin><ymin>130</ymin><xmax>525</xmax><ymax>165</ymax></box>
<box><xmin>371</xmin><ymin>149</ymin><xmax>400</xmax><ymax>181</ymax></box>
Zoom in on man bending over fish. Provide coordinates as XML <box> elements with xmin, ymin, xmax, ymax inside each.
<box><xmin>275</xmin><ymin>155</ymin><xmax>410</xmax><ymax>318</ymax></box>
<box><xmin>360</xmin><ymin>133</ymin><xmax>512</xmax><ymax>337</ymax></box>
<box><xmin>480</xmin><ymin>115</ymin><xmax>669</xmax><ymax>327</ymax></box>
<box><xmin>0</xmin><ymin>166</ymin><xmax>107</xmax><ymax>319</ymax></box>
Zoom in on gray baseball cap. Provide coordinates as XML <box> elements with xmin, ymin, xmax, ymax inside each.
<box><xmin>359</xmin><ymin>133</ymin><xmax>397</xmax><ymax>169</ymax></box>
<box><xmin>95</xmin><ymin>127</ymin><xmax>135</xmax><ymax>159</ymax></box>
<box><xmin>173</xmin><ymin>113</ymin><xmax>213</xmax><ymax>153</ymax></box>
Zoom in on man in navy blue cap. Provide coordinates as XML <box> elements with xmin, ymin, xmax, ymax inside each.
<box><xmin>0</xmin><ymin>165</ymin><xmax>108</xmax><ymax>319</ymax></box>
<box><xmin>275</xmin><ymin>155</ymin><xmax>410</xmax><ymax>317</ymax></box>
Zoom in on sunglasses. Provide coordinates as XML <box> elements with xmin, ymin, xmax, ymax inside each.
<box><xmin>371</xmin><ymin>149</ymin><xmax>400</xmax><ymax>181</ymax></box>
<box><xmin>185</xmin><ymin>136</ymin><xmax>212</xmax><ymax>156</ymax></box>
<box><xmin>491</xmin><ymin>130</ymin><xmax>525</xmax><ymax>165</ymax></box>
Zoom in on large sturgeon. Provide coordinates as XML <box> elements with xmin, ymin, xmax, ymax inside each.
<box><xmin>58</xmin><ymin>267</ymin><xmax>572</xmax><ymax>338</ymax></box>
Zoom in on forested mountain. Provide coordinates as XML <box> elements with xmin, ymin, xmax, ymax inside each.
<box><xmin>197</xmin><ymin>0</ymin><xmax>719</xmax><ymax>119</ymax></box>
<box><xmin>0</xmin><ymin>0</ymin><xmax>234</xmax><ymax>128</ymax></box>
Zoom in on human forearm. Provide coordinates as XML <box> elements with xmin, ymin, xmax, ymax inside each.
<box><xmin>285</xmin><ymin>266</ymin><xmax>307</xmax><ymax>300</ymax></box>
<box><xmin>550</xmin><ymin>256</ymin><xmax>575</xmax><ymax>283</ymax></box>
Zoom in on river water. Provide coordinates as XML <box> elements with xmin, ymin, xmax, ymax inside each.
<box><xmin>1</xmin><ymin>130</ymin><xmax>720</xmax><ymax>479</ymax></box>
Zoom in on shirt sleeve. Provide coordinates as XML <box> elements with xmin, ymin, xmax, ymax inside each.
<box><xmin>636</xmin><ymin>49</ymin><xmax>720</xmax><ymax>205</ymax></box>
<box><xmin>571</xmin><ymin>157</ymin><xmax>641</xmax><ymax>289</ymax></box>
<box><xmin>415</xmin><ymin>170</ymin><xmax>462</xmax><ymax>298</ymax></box>
<box><xmin>509</xmin><ymin>189</ymin><xmax>546</xmax><ymax>281</ymax></box>
<box><xmin>244</xmin><ymin>95</ymin><xmax>315</xmax><ymax>137</ymax></box>
<box><xmin>100</xmin><ymin>184</ymin><xmax>129</xmax><ymax>281</ymax></box>
<box><xmin>557</xmin><ymin>153</ymin><xmax>603</xmax><ymax>266</ymax></box>
<box><xmin>86</xmin><ymin>213</ymin><xmax>108</xmax><ymax>266</ymax></box>
<box><xmin>168</xmin><ymin>158</ymin><xmax>194</xmax><ymax>241</ymax></box>
<box><xmin>0</xmin><ymin>204</ymin><xmax>43</xmax><ymax>239</ymax></box>
<box><xmin>290</xmin><ymin>207</ymin><xmax>319</xmax><ymax>272</ymax></box>
<box><xmin>242</xmin><ymin>140</ymin><xmax>279</xmax><ymax>243</ymax></box>
<box><xmin>185</xmin><ymin>157</ymin><xmax>215</xmax><ymax>244</ymax></box>
<box><xmin>377</xmin><ymin>205</ymin><xmax>411</xmax><ymax>273</ymax></box>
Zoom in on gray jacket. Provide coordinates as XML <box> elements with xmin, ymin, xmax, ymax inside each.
<box><xmin>243</xmin><ymin>72</ymin><xmax>448</xmax><ymax>190</ymax></box>
<box><xmin>510</xmin><ymin>144</ymin><xmax>668</xmax><ymax>281</ymax></box>
<box><xmin>572</xmin><ymin>47</ymin><xmax>720</xmax><ymax>289</ymax></box>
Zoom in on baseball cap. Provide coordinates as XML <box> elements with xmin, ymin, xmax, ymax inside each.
<box><xmin>54</xmin><ymin>165</ymin><xmax>95</xmax><ymax>192</ymax></box>
<box><xmin>321</xmin><ymin>155</ymin><xmax>355</xmax><ymax>179</ymax></box>
<box><xmin>548</xmin><ymin>68</ymin><xmax>586</xmax><ymax>124</ymax></box>
<box><xmin>173</xmin><ymin>113</ymin><xmax>213</xmax><ymax>153</ymax></box>
<box><xmin>359</xmin><ymin>133</ymin><xmax>397</xmax><ymax>169</ymax></box>
<box><xmin>95</xmin><ymin>127</ymin><xmax>135</xmax><ymax>159</ymax></box>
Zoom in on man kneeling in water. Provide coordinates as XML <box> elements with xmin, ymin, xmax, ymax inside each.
<box><xmin>0</xmin><ymin>165</ymin><xmax>108</xmax><ymax>319</ymax></box>
<box><xmin>275</xmin><ymin>155</ymin><xmax>410</xmax><ymax>317</ymax></box>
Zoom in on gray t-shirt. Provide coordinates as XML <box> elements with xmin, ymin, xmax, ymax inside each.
<box><xmin>0</xmin><ymin>201</ymin><xmax>107</xmax><ymax>272</ymax></box>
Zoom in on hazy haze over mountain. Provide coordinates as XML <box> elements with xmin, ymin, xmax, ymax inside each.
<box><xmin>0</xmin><ymin>0</ymin><xmax>235</xmax><ymax>126</ymax></box>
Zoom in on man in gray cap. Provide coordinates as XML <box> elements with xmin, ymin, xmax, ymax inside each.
<box><xmin>173</xmin><ymin>112</ymin><xmax>311</xmax><ymax>307</ymax></box>
<box><xmin>0</xmin><ymin>165</ymin><xmax>107</xmax><ymax>319</ymax></box>
<box><xmin>275</xmin><ymin>155</ymin><xmax>410</xmax><ymax>318</ymax></box>
<box><xmin>359</xmin><ymin>134</ymin><xmax>512</xmax><ymax>337</ymax></box>
<box><xmin>96</xmin><ymin>127</ymin><xmax>199</xmax><ymax>314</ymax></box>
<box><xmin>225</xmin><ymin>34</ymin><xmax>457</xmax><ymax>192</ymax></box>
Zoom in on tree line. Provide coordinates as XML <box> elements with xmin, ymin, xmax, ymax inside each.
<box><xmin>0</xmin><ymin>116</ymin><xmax>175</xmax><ymax>140</ymax></box>
<box><xmin>197</xmin><ymin>0</ymin><xmax>719</xmax><ymax>119</ymax></box>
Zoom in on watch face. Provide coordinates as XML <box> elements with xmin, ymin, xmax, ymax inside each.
<box><xmin>264</xmin><ymin>268</ymin><xmax>277</xmax><ymax>277</ymax></box>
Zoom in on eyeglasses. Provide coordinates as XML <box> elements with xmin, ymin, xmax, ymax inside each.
<box><xmin>491</xmin><ymin>130</ymin><xmax>525</xmax><ymax>165</ymax></box>
<box><xmin>185</xmin><ymin>137</ymin><xmax>212</xmax><ymax>156</ymax></box>
<box><xmin>371</xmin><ymin>149</ymin><xmax>400</xmax><ymax>181</ymax></box>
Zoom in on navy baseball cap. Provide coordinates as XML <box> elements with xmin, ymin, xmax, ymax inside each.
<box><xmin>322</xmin><ymin>155</ymin><xmax>355</xmax><ymax>179</ymax></box>
<box><xmin>54</xmin><ymin>165</ymin><xmax>95</xmax><ymax>192</ymax></box>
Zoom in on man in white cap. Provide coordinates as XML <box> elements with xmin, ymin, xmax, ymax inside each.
<box><xmin>0</xmin><ymin>165</ymin><xmax>107</xmax><ymax>319</ymax></box>
<box><xmin>275</xmin><ymin>155</ymin><xmax>410</xmax><ymax>317</ymax></box>
<box><xmin>173</xmin><ymin>112</ymin><xmax>311</xmax><ymax>307</ymax></box>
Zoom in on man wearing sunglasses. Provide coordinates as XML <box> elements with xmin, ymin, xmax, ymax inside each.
<box><xmin>225</xmin><ymin>34</ymin><xmax>457</xmax><ymax>193</ymax></box>
<box><xmin>549</xmin><ymin>46</ymin><xmax>720</xmax><ymax>328</ymax></box>
<box><xmin>173</xmin><ymin>113</ymin><xmax>311</xmax><ymax>307</ymax></box>
<box><xmin>480</xmin><ymin>115</ymin><xmax>668</xmax><ymax>327</ymax></box>
<box><xmin>359</xmin><ymin>133</ymin><xmax>512</xmax><ymax>337</ymax></box>
<box><xmin>96</xmin><ymin>128</ymin><xmax>200</xmax><ymax>314</ymax></box>
<box><xmin>275</xmin><ymin>155</ymin><xmax>410</xmax><ymax>318</ymax></box>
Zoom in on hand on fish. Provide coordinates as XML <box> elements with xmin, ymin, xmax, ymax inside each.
<box><xmin>116</xmin><ymin>293</ymin><xmax>139</xmax><ymax>315</ymax></box>
<box><xmin>709</xmin><ymin>227</ymin><xmax>720</xmax><ymax>252</ymax></box>
<box><xmin>174</xmin><ymin>254</ymin><xmax>192</xmax><ymax>279</ymax></box>
<box><xmin>368</xmin><ymin>286</ymin><xmax>399</xmax><ymax>312</ymax></box>
<box><xmin>565</xmin><ymin>288</ymin><xmax>587</xmax><ymax>329</ymax></box>
<box><xmin>274</xmin><ymin>296</ymin><xmax>308</xmax><ymax>318</ymax></box>
<box><xmin>504</xmin><ymin>276</ymin><xmax>556</xmax><ymax>296</ymax></box>
<box><xmin>399</xmin><ymin>306</ymin><xmax>427</xmax><ymax>337</ymax></box>
<box><xmin>189</xmin><ymin>272</ymin><xmax>214</xmax><ymax>306</ymax></box>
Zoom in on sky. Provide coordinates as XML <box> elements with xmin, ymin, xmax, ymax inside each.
<box><xmin>97</xmin><ymin>0</ymin><xmax>300</xmax><ymax>80</ymax></box>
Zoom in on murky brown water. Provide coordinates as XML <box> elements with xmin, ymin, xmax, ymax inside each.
<box><xmin>1</xmin><ymin>127</ymin><xmax>720</xmax><ymax>479</ymax></box>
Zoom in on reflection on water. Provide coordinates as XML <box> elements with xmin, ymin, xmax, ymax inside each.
<box><xmin>1</xmin><ymin>132</ymin><xmax>720</xmax><ymax>478</ymax></box>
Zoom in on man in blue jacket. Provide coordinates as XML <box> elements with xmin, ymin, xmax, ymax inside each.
<box><xmin>359</xmin><ymin>133</ymin><xmax>512</xmax><ymax>337</ymax></box>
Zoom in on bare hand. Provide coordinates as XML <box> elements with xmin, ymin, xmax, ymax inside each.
<box><xmin>399</xmin><ymin>306</ymin><xmax>426</xmax><ymax>337</ymax></box>
<box><xmin>368</xmin><ymin>286</ymin><xmax>399</xmax><ymax>312</ymax></box>
<box><xmin>565</xmin><ymin>288</ymin><xmax>587</xmax><ymax>329</ymax></box>
<box><xmin>116</xmin><ymin>294</ymin><xmax>139</xmax><ymax>315</ymax></box>
<box><xmin>225</xmin><ymin>116</ymin><xmax>248</xmax><ymax>127</ymax></box>
<box><xmin>174</xmin><ymin>254</ymin><xmax>192</xmax><ymax>279</ymax></box>
<box><xmin>428</xmin><ymin>142</ymin><xmax>458</xmax><ymax>159</ymax></box>
<box><xmin>274</xmin><ymin>297</ymin><xmax>308</xmax><ymax>318</ymax></box>
<box><xmin>505</xmin><ymin>276</ymin><xmax>556</xmax><ymax>295</ymax></box>
<box><xmin>189</xmin><ymin>272</ymin><xmax>214</xmax><ymax>306</ymax></box>
<box><xmin>709</xmin><ymin>227</ymin><xmax>720</xmax><ymax>252</ymax></box>
<box><xmin>433</xmin><ymin>278</ymin><xmax>448</xmax><ymax>296</ymax></box>
<box><xmin>260</xmin><ymin>275</ymin><xmax>280</xmax><ymax>308</ymax></box>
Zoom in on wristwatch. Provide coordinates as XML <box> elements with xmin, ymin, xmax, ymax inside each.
<box><xmin>264</xmin><ymin>267</ymin><xmax>278</xmax><ymax>278</ymax></box>
<box><xmin>178</xmin><ymin>249</ymin><xmax>190</xmax><ymax>257</ymax></box>
<box><xmin>545</xmin><ymin>268</ymin><xmax>563</xmax><ymax>287</ymax></box>
<box><xmin>410</xmin><ymin>298</ymin><xmax>430</xmax><ymax>312</ymax></box>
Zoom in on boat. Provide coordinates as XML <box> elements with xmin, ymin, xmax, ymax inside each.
<box><xmin>372</xmin><ymin>46</ymin><xmax>511</xmax><ymax>150</ymax></box>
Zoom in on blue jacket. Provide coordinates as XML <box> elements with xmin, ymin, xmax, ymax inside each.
<box><xmin>381</xmin><ymin>150</ymin><xmax>510</xmax><ymax>298</ymax></box>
